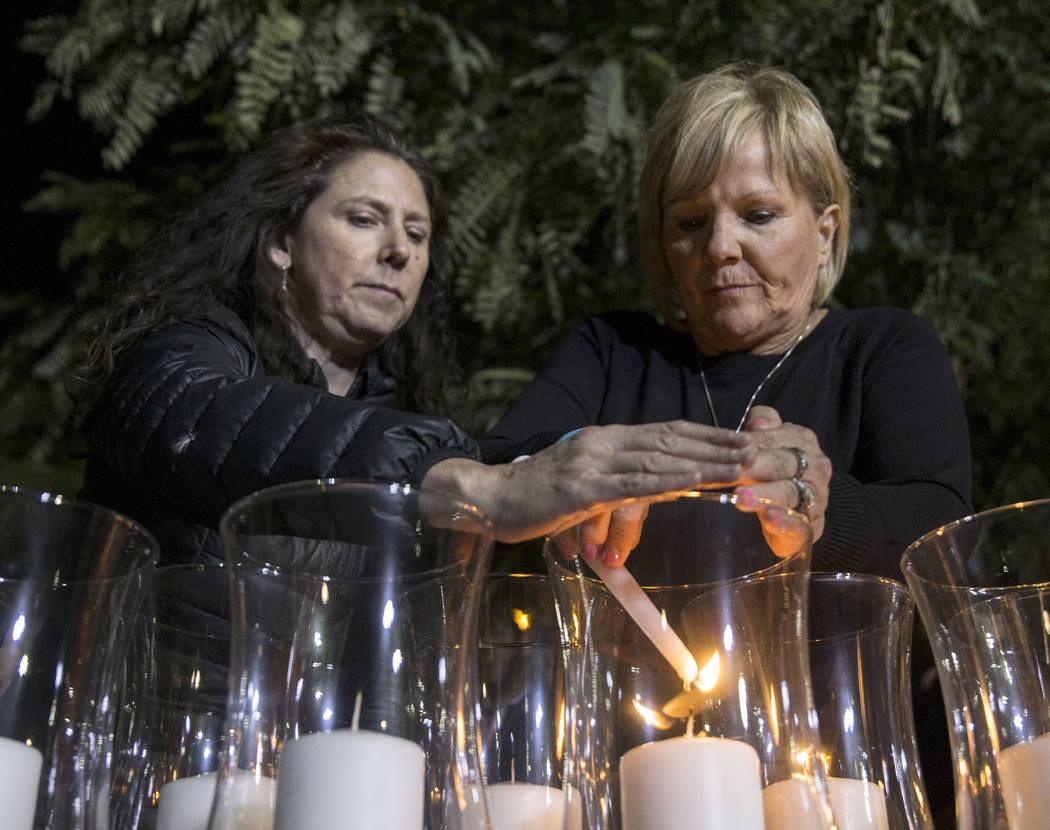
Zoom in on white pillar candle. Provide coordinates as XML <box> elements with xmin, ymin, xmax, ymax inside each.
<box><xmin>763</xmin><ymin>775</ymin><xmax>884</xmax><ymax>830</ymax></box>
<box><xmin>274</xmin><ymin>729</ymin><xmax>425</xmax><ymax>829</ymax></box>
<box><xmin>619</xmin><ymin>734</ymin><xmax>763</xmax><ymax>830</ymax></box>
<box><xmin>997</xmin><ymin>732</ymin><xmax>1050</xmax><ymax>829</ymax></box>
<box><xmin>0</xmin><ymin>737</ymin><xmax>42</xmax><ymax>830</ymax></box>
<box><xmin>157</xmin><ymin>770</ymin><xmax>276</xmax><ymax>830</ymax></box>
<box><xmin>486</xmin><ymin>781</ymin><xmax>582</xmax><ymax>830</ymax></box>
<box><xmin>826</xmin><ymin>778</ymin><xmax>889</xmax><ymax>830</ymax></box>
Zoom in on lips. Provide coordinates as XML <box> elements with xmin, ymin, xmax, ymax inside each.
<box><xmin>355</xmin><ymin>283</ymin><xmax>404</xmax><ymax>300</ymax></box>
<box><xmin>706</xmin><ymin>283</ymin><xmax>754</xmax><ymax>295</ymax></box>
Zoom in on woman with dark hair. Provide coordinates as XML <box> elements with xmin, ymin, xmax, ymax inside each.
<box><xmin>78</xmin><ymin>113</ymin><xmax>756</xmax><ymax>565</ymax></box>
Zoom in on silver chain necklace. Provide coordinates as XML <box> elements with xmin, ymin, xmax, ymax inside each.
<box><xmin>699</xmin><ymin>320</ymin><xmax>814</xmax><ymax>433</ymax></box>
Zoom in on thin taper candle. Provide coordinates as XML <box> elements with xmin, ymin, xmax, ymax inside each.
<box><xmin>587</xmin><ymin>558</ymin><xmax>698</xmax><ymax>685</ymax></box>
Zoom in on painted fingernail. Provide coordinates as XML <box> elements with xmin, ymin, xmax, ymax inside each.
<box><xmin>582</xmin><ymin>544</ymin><xmax>599</xmax><ymax>561</ymax></box>
<box><xmin>604</xmin><ymin>549</ymin><xmax>622</xmax><ymax>566</ymax></box>
<box><xmin>748</xmin><ymin>417</ymin><xmax>769</xmax><ymax>429</ymax></box>
<box><xmin>737</xmin><ymin>488</ymin><xmax>757</xmax><ymax>507</ymax></box>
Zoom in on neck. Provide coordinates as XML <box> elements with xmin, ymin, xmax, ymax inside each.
<box><xmin>701</xmin><ymin>308</ymin><xmax>825</xmax><ymax>357</ymax></box>
<box><xmin>292</xmin><ymin>324</ymin><xmax>362</xmax><ymax>396</ymax></box>
<box><xmin>313</xmin><ymin>353</ymin><xmax>358</xmax><ymax>396</ymax></box>
<box><xmin>697</xmin><ymin>309</ymin><xmax>823</xmax><ymax>432</ymax></box>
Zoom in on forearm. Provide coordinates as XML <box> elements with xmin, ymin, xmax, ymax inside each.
<box><xmin>816</xmin><ymin>474</ymin><xmax>972</xmax><ymax>578</ymax></box>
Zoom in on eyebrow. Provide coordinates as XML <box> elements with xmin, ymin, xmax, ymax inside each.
<box><xmin>665</xmin><ymin>186</ymin><xmax>786</xmax><ymax>209</ymax></box>
<box><xmin>336</xmin><ymin>196</ymin><xmax>431</xmax><ymax>225</ymax></box>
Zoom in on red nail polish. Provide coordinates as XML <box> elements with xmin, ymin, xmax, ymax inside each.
<box><xmin>582</xmin><ymin>544</ymin><xmax>598</xmax><ymax>561</ymax></box>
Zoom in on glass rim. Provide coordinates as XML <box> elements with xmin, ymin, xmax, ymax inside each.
<box><xmin>0</xmin><ymin>484</ymin><xmax>159</xmax><ymax>585</ymax></box>
<box><xmin>544</xmin><ymin>490</ymin><xmax>812</xmax><ymax>590</ymax></box>
<box><xmin>806</xmin><ymin>571</ymin><xmax>913</xmax><ymax>644</ymax></box>
<box><xmin>220</xmin><ymin>477</ymin><xmax>494</xmax><ymax>534</ymax></box>
<box><xmin>219</xmin><ymin>478</ymin><xmax>495</xmax><ymax>583</ymax></box>
<box><xmin>809</xmin><ymin>570</ymin><xmax>910</xmax><ymax>593</ymax></box>
<box><xmin>900</xmin><ymin>498</ymin><xmax>1050</xmax><ymax>591</ymax></box>
<box><xmin>545</xmin><ymin>489</ymin><xmax>811</xmax><ymax>537</ymax></box>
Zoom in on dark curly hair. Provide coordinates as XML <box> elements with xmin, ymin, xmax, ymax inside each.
<box><xmin>76</xmin><ymin>114</ymin><xmax>460</xmax><ymax>416</ymax></box>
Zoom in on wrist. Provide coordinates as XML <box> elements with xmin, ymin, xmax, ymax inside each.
<box><xmin>422</xmin><ymin>458</ymin><xmax>504</xmax><ymax>522</ymax></box>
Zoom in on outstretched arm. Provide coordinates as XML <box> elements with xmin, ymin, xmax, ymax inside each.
<box><xmin>424</xmin><ymin>420</ymin><xmax>754</xmax><ymax>543</ymax></box>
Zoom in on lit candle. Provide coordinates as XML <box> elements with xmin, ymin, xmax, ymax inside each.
<box><xmin>0</xmin><ymin>737</ymin><xmax>42</xmax><ymax>830</ymax></box>
<box><xmin>763</xmin><ymin>775</ymin><xmax>885</xmax><ymax>830</ymax></box>
<box><xmin>157</xmin><ymin>770</ymin><xmax>276</xmax><ymax>830</ymax></box>
<box><xmin>618</xmin><ymin>717</ymin><xmax>764</xmax><ymax>830</ymax></box>
<box><xmin>587</xmin><ymin>559</ymin><xmax>698</xmax><ymax>685</ymax></box>
<box><xmin>486</xmin><ymin>781</ymin><xmax>583</xmax><ymax>830</ymax></box>
<box><xmin>589</xmin><ymin>558</ymin><xmax>764</xmax><ymax>829</ymax></box>
<box><xmin>997</xmin><ymin>732</ymin><xmax>1050</xmax><ymax>829</ymax></box>
<box><xmin>274</xmin><ymin>729</ymin><xmax>425</xmax><ymax>828</ymax></box>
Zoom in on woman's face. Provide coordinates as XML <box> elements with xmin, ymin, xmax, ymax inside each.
<box><xmin>662</xmin><ymin>133</ymin><xmax>839</xmax><ymax>356</ymax></box>
<box><xmin>269</xmin><ymin>151</ymin><xmax>431</xmax><ymax>368</ymax></box>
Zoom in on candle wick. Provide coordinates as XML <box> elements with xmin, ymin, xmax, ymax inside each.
<box><xmin>510</xmin><ymin>756</ymin><xmax>515</xmax><ymax>784</ymax></box>
<box><xmin>686</xmin><ymin>712</ymin><xmax>695</xmax><ymax>739</ymax></box>
<box><xmin>351</xmin><ymin>689</ymin><xmax>362</xmax><ymax>731</ymax></box>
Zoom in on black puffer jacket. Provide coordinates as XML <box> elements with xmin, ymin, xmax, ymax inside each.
<box><xmin>80</xmin><ymin>304</ymin><xmax>478</xmax><ymax>565</ymax></box>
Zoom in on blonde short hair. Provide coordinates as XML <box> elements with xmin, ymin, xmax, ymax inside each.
<box><xmin>639</xmin><ymin>64</ymin><xmax>851</xmax><ymax>321</ymax></box>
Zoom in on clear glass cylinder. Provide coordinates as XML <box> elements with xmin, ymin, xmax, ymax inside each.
<box><xmin>545</xmin><ymin>491</ymin><xmax>826</xmax><ymax>830</ymax></box>
<box><xmin>806</xmin><ymin>573</ymin><xmax>932</xmax><ymax>830</ymax></box>
<box><xmin>120</xmin><ymin>564</ymin><xmax>231</xmax><ymax>830</ymax></box>
<box><xmin>475</xmin><ymin>573</ymin><xmax>581</xmax><ymax>830</ymax></box>
<box><xmin>0</xmin><ymin>485</ymin><xmax>159</xmax><ymax>829</ymax></box>
<box><xmin>901</xmin><ymin>499</ymin><xmax>1050</xmax><ymax>830</ymax></box>
<box><xmin>212</xmin><ymin>480</ymin><xmax>494</xmax><ymax>830</ymax></box>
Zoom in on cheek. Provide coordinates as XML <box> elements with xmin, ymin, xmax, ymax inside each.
<box><xmin>663</xmin><ymin>237</ymin><xmax>692</xmax><ymax>274</ymax></box>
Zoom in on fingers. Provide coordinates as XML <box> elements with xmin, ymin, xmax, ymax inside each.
<box><xmin>453</xmin><ymin>419</ymin><xmax>764</xmax><ymax>545</ymax></box>
<box><xmin>589</xmin><ymin>420</ymin><xmax>754</xmax><ymax>455</ymax></box>
<box><xmin>554</xmin><ymin>503</ymin><xmax>650</xmax><ymax>567</ymax></box>
<box><xmin>743</xmin><ymin>405</ymin><xmax>782</xmax><ymax>431</ymax></box>
<box><xmin>732</xmin><ymin>412</ymin><xmax>830</xmax><ymax>543</ymax></box>
<box><xmin>552</xmin><ymin>512</ymin><xmax>612</xmax><ymax>560</ymax></box>
<box><xmin>731</xmin><ymin>500</ymin><xmax>812</xmax><ymax>559</ymax></box>
<box><xmin>561</xmin><ymin>422</ymin><xmax>758</xmax><ymax>494</ymax></box>
<box><xmin>597</xmin><ymin>502</ymin><xmax>649</xmax><ymax>566</ymax></box>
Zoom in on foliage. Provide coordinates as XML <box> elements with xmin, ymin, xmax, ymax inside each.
<box><xmin>9</xmin><ymin>0</ymin><xmax>1050</xmax><ymax>511</ymax></box>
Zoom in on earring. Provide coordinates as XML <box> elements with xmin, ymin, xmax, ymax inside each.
<box><xmin>281</xmin><ymin>267</ymin><xmax>289</xmax><ymax>292</ymax></box>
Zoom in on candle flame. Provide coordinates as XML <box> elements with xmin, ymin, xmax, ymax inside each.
<box><xmin>697</xmin><ymin>651</ymin><xmax>719</xmax><ymax>692</ymax></box>
<box><xmin>512</xmin><ymin>607</ymin><xmax>531</xmax><ymax>631</ymax></box>
<box><xmin>632</xmin><ymin>698</ymin><xmax>673</xmax><ymax>729</ymax></box>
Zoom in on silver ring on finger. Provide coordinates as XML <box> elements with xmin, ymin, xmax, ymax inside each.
<box><xmin>789</xmin><ymin>446</ymin><xmax>808</xmax><ymax>479</ymax></box>
<box><xmin>791</xmin><ymin>476</ymin><xmax>815</xmax><ymax>514</ymax></box>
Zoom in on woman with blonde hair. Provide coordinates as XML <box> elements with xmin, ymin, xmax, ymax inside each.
<box><xmin>482</xmin><ymin>64</ymin><xmax>972</xmax><ymax>577</ymax></box>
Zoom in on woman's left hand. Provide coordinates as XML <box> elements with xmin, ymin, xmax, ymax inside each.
<box><xmin>734</xmin><ymin>405</ymin><xmax>830</xmax><ymax>542</ymax></box>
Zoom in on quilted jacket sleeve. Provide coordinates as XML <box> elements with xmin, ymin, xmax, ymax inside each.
<box><xmin>82</xmin><ymin>309</ymin><xmax>478</xmax><ymax>528</ymax></box>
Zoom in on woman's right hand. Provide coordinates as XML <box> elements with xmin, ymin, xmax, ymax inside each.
<box><xmin>423</xmin><ymin>420</ymin><xmax>755</xmax><ymax>544</ymax></box>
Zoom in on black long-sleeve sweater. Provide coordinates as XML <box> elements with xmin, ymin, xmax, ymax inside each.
<box><xmin>480</xmin><ymin>308</ymin><xmax>972</xmax><ymax>578</ymax></box>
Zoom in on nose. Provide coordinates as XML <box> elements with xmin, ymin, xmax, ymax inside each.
<box><xmin>704</xmin><ymin>214</ymin><xmax>741</xmax><ymax>265</ymax></box>
<box><xmin>381</xmin><ymin>228</ymin><xmax>410</xmax><ymax>269</ymax></box>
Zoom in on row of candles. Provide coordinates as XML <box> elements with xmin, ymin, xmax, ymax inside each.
<box><xmin>2</xmin><ymin>484</ymin><xmax>1050</xmax><ymax>829</ymax></box>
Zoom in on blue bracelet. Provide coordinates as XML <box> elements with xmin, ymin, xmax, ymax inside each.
<box><xmin>557</xmin><ymin>428</ymin><xmax>583</xmax><ymax>443</ymax></box>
